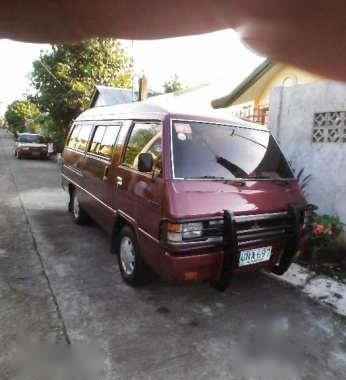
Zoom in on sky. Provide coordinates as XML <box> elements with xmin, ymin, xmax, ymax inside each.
<box><xmin>0</xmin><ymin>29</ymin><xmax>264</xmax><ymax>115</ymax></box>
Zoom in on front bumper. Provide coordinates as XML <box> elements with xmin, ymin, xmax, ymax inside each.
<box><xmin>18</xmin><ymin>149</ymin><xmax>47</xmax><ymax>158</ymax></box>
<box><xmin>159</xmin><ymin>205</ymin><xmax>310</xmax><ymax>284</ymax></box>
<box><xmin>159</xmin><ymin>240</ymin><xmax>288</xmax><ymax>283</ymax></box>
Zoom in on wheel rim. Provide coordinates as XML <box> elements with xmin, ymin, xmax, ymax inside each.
<box><xmin>73</xmin><ymin>193</ymin><xmax>80</xmax><ymax>219</ymax></box>
<box><xmin>120</xmin><ymin>236</ymin><xmax>135</xmax><ymax>275</ymax></box>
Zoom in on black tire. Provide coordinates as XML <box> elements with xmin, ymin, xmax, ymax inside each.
<box><xmin>16</xmin><ymin>152</ymin><xmax>22</xmax><ymax>159</ymax></box>
<box><xmin>117</xmin><ymin>226</ymin><xmax>152</xmax><ymax>286</ymax></box>
<box><xmin>71</xmin><ymin>189</ymin><xmax>89</xmax><ymax>225</ymax></box>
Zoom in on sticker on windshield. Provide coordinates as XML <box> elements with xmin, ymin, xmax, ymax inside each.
<box><xmin>175</xmin><ymin>123</ymin><xmax>192</xmax><ymax>134</ymax></box>
<box><xmin>177</xmin><ymin>133</ymin><xmax>187</xmax><ymax>141</ymax></box>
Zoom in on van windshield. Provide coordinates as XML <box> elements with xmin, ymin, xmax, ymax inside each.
<box><xmin>171</xmin><ymin>121</ymin><xmax>294</xmax><ymax>180</ymax></box>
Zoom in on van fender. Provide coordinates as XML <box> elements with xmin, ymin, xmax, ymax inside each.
<box><xmin>111</xmin><ymin>210</ymin><xmax>140</xmax><ymax>254</ymax></box>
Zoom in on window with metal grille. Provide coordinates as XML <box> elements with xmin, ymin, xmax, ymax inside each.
<box><xmin>312</xmin><ymin>112</ymin><xmax>346</xmax><ymax>143</ymax></box>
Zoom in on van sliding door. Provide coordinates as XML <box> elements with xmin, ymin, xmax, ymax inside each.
<box><xmin>83</xmin><ymin>123</ymin><xmax>122</xmax><ymax>232</ymax></box>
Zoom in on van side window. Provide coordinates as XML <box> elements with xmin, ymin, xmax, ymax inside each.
<box><xmin>98</xmin><ymin>125</ymin><xmax>121</xmax><ymax>158</ymax></box>
<box><xmin>113</xmin><ymin>122</ymin><xmax>131</xmax><ymax>162</ymax></box>
<box><xmin>75</xmin><ymin>124</ymin><xmax>93</xmax><ymax>152</ymax></box>
<box><xmin>89</xmin><ymin>126</ymin><xmax>106</xmax><ymax>154</ymax></box>
<box><xmin>123</xmin><ymin>123</ymin><xmax>162</xmax><ymax>173</ymax></box>
<box><xmin>67</xmin><ymin>125</ymin><xmax>81</xmax><ymax>149</ymax></box>
<box><xmin>88</xmin><ymin>125</ymin><xmax>121</xmax><ymax>159</ymax></box>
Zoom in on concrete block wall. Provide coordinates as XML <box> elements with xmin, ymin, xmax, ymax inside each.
<box><xmin>269</xmin><ymin>80</ymin><xmax>346</xmax><ymax>224</ymax></box>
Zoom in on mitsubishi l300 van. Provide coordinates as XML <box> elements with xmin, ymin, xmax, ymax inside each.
<box><xmin>62</xmin><ymin>102</ymin><xmax>311</xmax><ymax>289</ymax></box>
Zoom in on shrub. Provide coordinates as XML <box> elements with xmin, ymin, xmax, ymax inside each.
<box><xmin>310</xmin><ymin>213</ymin><xmax>344</xmax><ymax>247</ymax></box>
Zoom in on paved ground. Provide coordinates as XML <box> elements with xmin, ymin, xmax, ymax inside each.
<box><xmin>0</xmin><ymin>128</ymin><xmax>345</xmax><ymax>380</ymax></box>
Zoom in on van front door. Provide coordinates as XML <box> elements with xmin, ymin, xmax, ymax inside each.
<box><xmin>114</xmin><ymin>122</ymin><xmax>163</xmax><ymax>271</ymax></box>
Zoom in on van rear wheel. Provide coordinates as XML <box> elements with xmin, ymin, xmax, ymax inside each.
<box><xmin>118</xmin><ymin>226</ymin><xmax>151</xmax><ymax>286</ymax></box>
<box><xmin>71</xmin><ymin>189</ymin><xmax>88</xmax><ymax>225</ymax></box>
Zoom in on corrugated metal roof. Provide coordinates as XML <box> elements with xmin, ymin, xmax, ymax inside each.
<box><xmin>89</xmin><ymin>85</ymin><xmax>135</xmax><ymax>108</ymax></box>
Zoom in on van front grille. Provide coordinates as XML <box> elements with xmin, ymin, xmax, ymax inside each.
<box><xmin>234</xmin><ymin>212</ymin><xmax>298</xmax><ymax>247</ymax></box>
<box><xmin>215</xmin><ymin>210</ymin><xmax>304</xmax><ymax>249</ymax></box>
<box><xmin>194</xmin><ymin>210</ymin><xmax>303</xmax><ymax>246</ymax></box>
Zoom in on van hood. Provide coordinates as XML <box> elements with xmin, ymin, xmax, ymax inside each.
<box><xmin>167</xmin><ymin>179</ymin><xmax>306</xmax><ymax>219</ymax></box>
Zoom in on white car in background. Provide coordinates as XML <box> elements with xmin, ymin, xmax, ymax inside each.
<box><xmin>15</xmin><ymin>133</ymin><xmax>48</xmax><ymax>159</ymax></box>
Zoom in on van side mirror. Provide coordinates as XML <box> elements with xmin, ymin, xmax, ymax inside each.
<box><xmin>138</xmin><ymin>153</ymin><xmax>153</xmax><ymax>172</ymax></box>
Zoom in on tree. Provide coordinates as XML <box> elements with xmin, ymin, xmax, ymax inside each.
<box><xmin>4</xmin><ymin>100</ymin><xmax>40</xmax><ymax>134</ymax></box>
<box><xmin>31</xmin><ymin>38</ymin><xmax>132</xmax><ymax>150</ymax></box>
<box><xmin>163</xmin><ymin>74</ymin><xmax>184</xmax><ymax>93</ymax></box>
<box><xmin>35</xmin><ymin>113</ymin><xmax>60</xmax><ymax>143</ymax></box>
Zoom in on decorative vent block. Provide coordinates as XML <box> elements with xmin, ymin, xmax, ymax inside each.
<box><xmin>313</xmin><ymin>112</ymin><xmax>346</xmax><ymax>143</ymax></box>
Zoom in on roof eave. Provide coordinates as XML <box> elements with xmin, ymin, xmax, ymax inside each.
<box><xmin>211</xmin><ymin>59</ymin><xmax>275</xmax><ymax>109</ymax></box>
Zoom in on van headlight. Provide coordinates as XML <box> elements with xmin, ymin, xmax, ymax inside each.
<box><xmin>182</xmin><ymin>222</ymin><xmax>203</xmax><ymax>239</ymax></box>
<box><xmin>164</xmin><ymin>219</ymin><xmax>224</xmax><ymax>243</ymax></box>
<box><xmin>166</xmin><ymin>222</ymin><xmax>203</xmax><ymax>242</ymax></box>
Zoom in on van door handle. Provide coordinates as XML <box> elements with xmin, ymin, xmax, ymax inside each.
<box><xmin>116</xmin><ymin>176</ymin><xmax>123</xmax><ymax>187</ymax></box>
<box><xmin>103</xmin><ymin>166</ymin><xmax>109</xmax><ymax>181</ymax></box>
<box><xmin>148</xmin><ymin>199</ymin><xmax>160</xmax><ymax>207</ymax></box>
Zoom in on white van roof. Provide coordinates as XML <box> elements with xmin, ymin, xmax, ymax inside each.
<box><xmin>75</xmin><ymin>101</ymin><xmax>267</xmax><ymax>131</ymax></box>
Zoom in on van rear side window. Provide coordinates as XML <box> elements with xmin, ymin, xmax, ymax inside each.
<box><xmin>67</xmin><ymin>125</ymin><xmax>81</xmax><ymax>149</ymax></box>
<box><xmin>89</xmin><ymin>126</ymin><xmax>106</xmax><ymax>154</ymax></box>
<box><xmin>75</xmin><ymin>125</ymin><xmax>93</xmax><ymax>152</ymax></box>
<box><xmin>88</xmin><ymin>125</ymin><xmax>121</xmax><ymax>159</ymax></box>
<box><xmin>67</xmin><ymin>124</ymin><xmax>92</xmax><ymax>152</ymax></box>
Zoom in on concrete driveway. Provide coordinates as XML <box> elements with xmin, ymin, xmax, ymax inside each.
<box><xmin>0</xmin><ymin>129</ymin><xmax>345</xmax><ymax>380</ymax></box>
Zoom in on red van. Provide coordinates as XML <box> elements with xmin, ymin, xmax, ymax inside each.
<box><xmin>62</xmin><ymin>102</ymin><xmax>311</xmax><ymax>289</ymax></box>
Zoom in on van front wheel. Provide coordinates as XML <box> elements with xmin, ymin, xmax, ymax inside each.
<box><xmin>118</xmin><ymin>226</ymin><xmax>151</xmax><ymax>286</ymax></box>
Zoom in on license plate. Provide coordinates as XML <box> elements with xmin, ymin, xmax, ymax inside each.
<box><xmin>32</xmin><ymin>151</ymin><xmax>40</xmax><ymax>156</ymax></box>
<box><xmin>238</xmin><ymin>246</ymin><xmax>272</xmax><ymax>267</ymax></box>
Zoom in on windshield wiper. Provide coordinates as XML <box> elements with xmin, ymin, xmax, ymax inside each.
<box><xmin>189</xmin><ymin>176</ymin><xmax>247</xmax><ymax>186</ymax></box>
<box><xmin>189</xmin><ymin>175</ymin><xmax>225</xmax><ymax>180</ymax></box>
<box><xmin>241</xmin><ymin>176</ymin><xmax>291</xmax><ymax>184</ymax></box>
<box><xmin>216</xmin><ymin>156</ymin><xmax>248</xmax><ymax>178</ymax></box>
<box><xmin>244</xmin><ymin>176</ymin><xmax>271</xmax><ymax>180</ymax></box>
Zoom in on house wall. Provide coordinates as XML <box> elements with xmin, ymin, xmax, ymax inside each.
<box><xmin>269</xmin><ymin>80</ymin><xmax>346</xmax><ymax>224</ymax></box>
<box><xmin>257</xmin><ymin>65</ymin><xmax>321</xmax><ymax>107</ymax></box>
<box><xmin>228</xmin><ymin>64</ymin><xmax>321</xmax><ymax>117</ymax></box>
